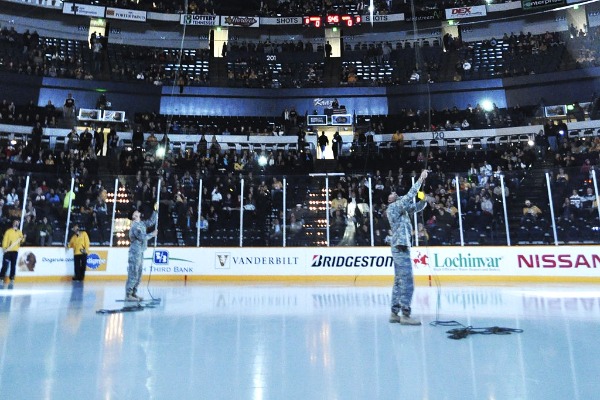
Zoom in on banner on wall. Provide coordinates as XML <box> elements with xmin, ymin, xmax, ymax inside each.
<box><xmin>544</xmin><ymin>105</ymin><xmax>567</xmax><ymax>118</ymax></box>
<box><xmin>405</xmin><ymin>10</ymin><xmax>444</xmax><ymax>22</ymax></box>
<box><xmin>331</xmin><ymin>114</ymin><xmax>353</xmax><ymax>126</ymax></box>
<box><xmin>62</xmin><ymin>3</ymin><xmax>105</xmax><ymax>17</ymax></box>
<box><xmin>180</xmin><ymin>14</ymin><xmax>218</xmax><ymax>26</ymax></box>
<box><xmin>86</xmin><ymin>250</ymin><xmax>108</xmax><ymax>271</ymax></box>
<box><xmin>445</xmin><ymin>5</ymin><xmax>487</xmax><ymax>20</ymax></box>
<box><xmin>487</xmin><ymin>2</ymin><xmax>521</xmax><ymax>12</ymax></box>
<box><xmin>15</xmin><ymin>246</ymin><xmax>600</xmax><ymax>279</ymax></box>
<box><xmin>307</xmin><ymin>115</ymin><xmax>327</xmax><ymax>125</ymax></box>
<box><xmin>361</xmin><ymin>13</ymin><xmax>405</xmax><ymax>23</ymax></box>
<box><xmin>521</xmin><ymin>0</ymin><xmax>565</xmax><ymax>10</ymax></box>
<box><xmin>16</xmin><ymin>248</ymin><xmax>72</xmax><ymax>276</ymax></box>
<box><xmin>261</xmin><ymin>16</ymin><xmax>303</xmax><ymax>25</ymax></box>
<box><xmin>102</xmin><ymin>110</ymin><xmax>126</xmax><ymax>122</ymax></box>
<box><xmin>106</xmin><ymin>7</ymin><xmax>147</xmax><ymax>22</ymax></box>
<box><xmin>78</xmin><ymin>108</ymin><xmax>102</xmax><ymax>121</ymax></box>
<box><xmin>221</xmin><ymin>16</ymin><xmax>260</xmax><ymax>28</ymax></box>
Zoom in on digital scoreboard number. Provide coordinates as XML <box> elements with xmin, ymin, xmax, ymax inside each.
<box><xmin>326</xmin><ymin>14</ymin><xmax>362</xmax><ymax>27</ymax></box>
<box><xmin>303</xmin><ymin>14</ymin><xmax>362</xmax><ymax>28</ymax></box>
<box><xmin>303</xmin><ymin>16</ymin><xmax>323</xmax><ymax>28</ymax></box>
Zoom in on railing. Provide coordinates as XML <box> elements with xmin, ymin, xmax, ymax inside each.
<box><xmin>4</xmin><ymin>165</ymin><xmax>599</xmax><ymax>249</ymax></box>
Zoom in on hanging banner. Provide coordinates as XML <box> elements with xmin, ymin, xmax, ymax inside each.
<box><xmin>62</xmin><ymin>3</ymin><xmax>105</xmax><ymax>17</ymax></box>
<box><xmin>307</xmin><ymin>115</ymin><xmax>328</xmax><ymax>125</ymax></box>
<box><xmin>103</xmin><ymin>110</ymin><xmax>126</xmax><ymax>122</ymax></box>
<box><xmin>331</xmin><ymin>114</ymin><xmax>353</xmax><ymax>126</ymax></box>
<box><xmin>78</xmin><ymin>108</ymin><xmax>102</xmax><ymax>121</ymax></box>
<box><xmin>106</xmin><ymin>7</ymin><xmax>147</xmax><ymax>22</ymax></box>
<box><xmin>405</xmin><ymin>10</ymin><xmax>444</xmax><ymax>22</ymax></box>
<box><xmin>261</xmin><ymin>16</ymin><xmax>303</xmax><ymax>25</ymax></box>
<box><xmin>180</xmin><ymin>14</ymin><xmax>218</xmax><ymax>26</ymax></box>
<box><xmin>445</xmin><ymin>5</ymin><xmax>487</xmax><ymax>20</ymax></box>
<box><xmin>361</xmin><ymin>13</ymin><xmax>405</xmax><ymax>23</ymax></box>
<box><xmin>221</xmin><ymin>16</ymin><xmax>260</xmax><ymax>28</ymax></box>
<box><xmin>522</xmin><ymin>0</ymin><xmax>565</xmax><ymax>10</ymax></box>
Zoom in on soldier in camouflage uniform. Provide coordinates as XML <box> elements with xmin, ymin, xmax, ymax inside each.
<box><xmin>125</xmin><ymin>206</ymin><xmax>158</xmax><ymax>301</ymax></box>
<box><xmin>386</xmin><ymin>170</ymin><xmax>428</xmax><ymax>325</ymax></box>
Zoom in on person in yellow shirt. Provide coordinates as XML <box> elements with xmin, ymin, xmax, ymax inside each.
<box><xmin>392</xmin><ymin>130</ymin><xmax>404</xmax><ymax>153</ymax></box>
<box><xmin>522</xmin><ymin>199</ymin><xmax>542</xmax><ymax>222</ymax></box>
<box><xmin>1</xmin><ymin>219</ymin><xmax>26</xmax><ymax>289</ymax></box>
<box><xmin>67</xmin><ymin>224</ymin><xmax>90</xmax><ymax>281</ymax></box>
<box><xmin>330</xmin><ymin>192</ymin><xmax>348</xmax><ymax>216</ymax></box>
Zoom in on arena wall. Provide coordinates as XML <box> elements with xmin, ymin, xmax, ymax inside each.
<box><xmin>13</xmin><ymin>245</ymin><xmax>600</xmax><ymax>283</ymax></box>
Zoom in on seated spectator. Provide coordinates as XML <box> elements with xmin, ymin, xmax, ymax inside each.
<box><xmin>37</xmin><ymin>216</ymin><xmax>53</xmax><ymax>246</ymax></box>
<box><xmin>555</xmin><ymin>167</ymin><xmax>569</xmax><ymax>187</ymax></box>
<box><xmin>146</xmin><ymin>133</ymin><xmax>158</xmax><ymax>153</ymax></box>
<box><xmin>409</xmin><ymin>69</ymin><xmax>420</xmax><ymax>83</ymax></box>
<box><xmin>24</xmin><ymin>200</ymin><xmax>36</xmax><ymax>221</ymax></box>
<box><xmin>288</xmin><ymin>212</ymin><xmax>303</xmax><ymax>235</ymax></box>
<box><xmin>330</xmin><ymin>192</ymin><xmax>347</xmax><ymax>216</ymax></box>
<box><xmin>211</xmin><ymin>186</ymin><xmax>223</xmax><ymax>210</ymax></box>
<box><xmin>559</xmin><ymin>197</ymin><xmax>573</xmax><ymax>221</ymax></box>
<box><xmin>479</xmin><ymin>161</ymin><xmax>493</xmax><ymax>186</ymax></box>
<box><xmin>581</xmin><ymin>187</ymin><xmax>596</xmax><ymax>211</ymax></box>
<box><xmin>269</xmin><ymin>218</ymin><xmax>282</xmax><ymax>243</ymax></box>
<box><xmin>355</xmin><ymin>223</ymin><xmax>370</xmax><ymax>246</ymax></box>
<box><xmin>415</xmin><ymin>222</ymin><xmax>429</xmax><ymax>244</ymax></box>
<box><xmin>480</xmin><ymin>194</ymin><xmax>494</xmax><ymax>226</ymax></box>
<box><xmin>209</xmin><ymin>135</ymin><xmax>220</xmax><ymax>154</ymax></box>
<box><xmin>522</xmin><ymin>199</ymin><xmax>542</xmax><ymax>224</ymax></box>
<box><xmin>5</xmin><ymin>188</ymin><xmax>18</xmax><ymax>206</ymax></box>
<box><xmin>7</xmin><ymin>198</ymin><xmax>22</xmax><ymax>220</ymax></box>
<box><xmin>197</xmin><ymin>134</ymin><xmax>208</xmax><ymax>154</ymax></box>
<box><xmin>22</xmin><ymin>214</ymin><xmax>36</xmax><ymax>245</ymax></box>
<box><xmin>204</xmin><ymin>205</ymin><xmax>219</xmax><ymax>232</ymax></box>
<box><xmin>63</xmin><ymin>93</ymin><xmax>76</xmax><ymax>119</ymax></box>
<box><xmin>198</xmin><ymin>215</ymin><xmax>209</xmax><ymax>232</ymax></box>
<box><xmin>80</xmin><ymin>198</ymin><xmax>94</xmax><ymax>227</ymax></box>
<box><xmin>569</xmin><ymin>189</ymin><xmax>582</xmax><ymax>217</ymax></box>
<box><xmin>391</xmin><ymin>130</ymin><xmax>404</xmax><ymax>152</ymax></box>
<box><xmin>435</xmin><ymin>204</ymin><xmax>454</xmax><ymax>231</ymax></box>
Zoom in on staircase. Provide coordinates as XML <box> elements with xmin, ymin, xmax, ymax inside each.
<box><xmin>323</xmin><ymin>57</ymin><xmax>341</xmax><ymax>86</ymax></box>
<box><xmin>314</xmin><ymin>159</ymin><xmax>339</xmax><ymax>173</ymax></box>
<box><xmin>439</xmin><ymin>49</ymin><xmax>460</xmax><ymax>81</ymax></box>
<box><xmin>506</xmin><ymin>159</ymin><xmax>554</xmax><ymax>244</ymax></box>
<box><xmin>209</xmin><ymin>58</ymin><xmax>229</xmax><ymax>86</ymax></box>
<box><xmin>97</xmin><ymin>156</ymin><xmax>111</xmax><ymax>176</ymax></box>
<box><xmin>304</xmin><ymin>179</ymin><xmax>329</xmax><ymax>246</ymax></box>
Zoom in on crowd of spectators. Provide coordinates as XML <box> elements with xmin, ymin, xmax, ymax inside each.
<box><xmin>112</xmin><ymin>46</ymin><xmax>210</xmax><ymax>86</ymax></box>
<box><xmin>0</xmin><ymin>23</ymin><xmax>597</xmax><ymax>89</ymax></box>
<box><xmin>565</xmin><ymin>25</ymin><xmax>600</xmax><ymax>69</ymax></box>
<box><xmin>453</xmin><ymin>30</ymin><xmax>567</xmax><ymax>80</ymax></box>
<box><xmin>0</xmin><ymin>18</ymin><xmax>599</xmax><ymax>245</ymax></box>
<box><xmin>1</xmin><ymin>105</ymin><xmax>599</xmax><ymax>246</ymax></box>
<box><xmin>0</xmin><ymin>26</ymin><xmax>97</xmax><ymax>81</ymax></box>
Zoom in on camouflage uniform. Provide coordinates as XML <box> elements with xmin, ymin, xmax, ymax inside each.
<box><xmin>386</xmin><ymin>180</ymin><xmax>427</xmax><ymax>316</ymax></box>
<box><xmin>125</xmin><ymin>211</ymin><xmax>157</xmax><ymax>297</ymax></box>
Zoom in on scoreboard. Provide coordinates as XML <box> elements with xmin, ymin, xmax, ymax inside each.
<box><xmin>303</xmin><ymin>14</ymin><xmax>362</xmax><ymax>28</ymax></box>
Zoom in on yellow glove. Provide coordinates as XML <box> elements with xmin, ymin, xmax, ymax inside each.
<box><xmin>417</xmin><ymin>191</ymin><xmax>425</xmax><ymax>201</ymax></box>
<box><xmin>154</xmin><ymin>202</ymin><xmax>158</xmax><ymax>211</ymax></box>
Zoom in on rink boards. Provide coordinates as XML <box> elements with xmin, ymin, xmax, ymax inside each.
<box><xmin>8</xmin><ymin>246</ymin><xmax>600</xmax><ymax>282</ymax></box>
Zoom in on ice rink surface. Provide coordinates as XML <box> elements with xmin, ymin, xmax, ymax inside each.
<box><xmin>1</xmin><ymin>280</ymin><xmax>599</xmax><ymax>400</ymax></box>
